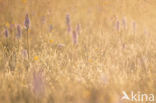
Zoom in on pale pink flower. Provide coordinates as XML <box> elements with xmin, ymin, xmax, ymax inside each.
<box><xmin>66</xmin><ymin>14</ymin><xmax>71</xmax><ymax>32</ymax></box>
<box><xmin>132</xmin><ymin>21</ymin><xmax>136</xmax><ymax>34</ymax></box>
<box><xmin>116</xmin><ymin>20</ymin><xmax>120</xmax><ymax>32</ymax></box>
<box><xmin>122</xmin><ymin>17</ymin><xmax>127</xmax><ymax>30</ymax></box>
<box><xmin>72</xmin><ymin>30</ymin><xmax>78</xmax><ymax>45</ymax></box>
<box><xmin>76</xmin><ymin>24</ymin><xmax>81</xmax><ymax>35</ymax></box>
<box><xmin>32</xmin><ymin>70</ymin><xmax>45</xmax><ymax>97</ymax></box>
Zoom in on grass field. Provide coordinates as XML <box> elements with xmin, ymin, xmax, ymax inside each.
<box><xmin>0</xmin><ymin>0</ymin><xmax>156</xmax><ymax>103</ymax></box>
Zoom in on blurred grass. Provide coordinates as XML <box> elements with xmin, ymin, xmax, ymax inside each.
<box><xmin>0</xmin><ymin>0</ymin><xmax>156</xmax><ymax>103</ymax></box>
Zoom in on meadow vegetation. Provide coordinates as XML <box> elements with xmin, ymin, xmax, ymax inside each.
<box><xmin>0</xmin><ymin>0</ymin><xmax>156</xmax><ymax>103</ymax></box>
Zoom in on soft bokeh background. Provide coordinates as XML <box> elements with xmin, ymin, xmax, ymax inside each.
<box><xmin>0</xmin><ymin>0</ymin><xmax>156</xmax><ymax>103</ymax></box>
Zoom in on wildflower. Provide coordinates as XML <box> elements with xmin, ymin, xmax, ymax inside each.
<box><xmin>10</xmin><ymin>24</ymin><xmax>15</xmax><ymax>33</ymax></box>
<box><xmin>22</xmin><ymin>49</ymin><xmax>28</xmax><ymax>59</ymax></box>
<box><xmin>88</xmin><ymin>59</ymin><xmax>93</xmax><ymax>63</ymax></box>
<box><xmin>28</xmin><ymin>29</ymin><xmax>31</xmax><ymax>33</ymax></box>
<box><xmin>57</xmin><ymin>43</ymin><xmax>65</xmax><ymax>48</ymax></box>
<box><xmin>32</xmin><ymin>70</ymin><xmax>45</xmax><ymax>96</ymax></box>
<box><xmin>49</xmin><ymin>39</ymin><xmax>53</xmax><ymax>43</ymax></box>
<box><xmin>24</xmin><ymin>14</ymin><xmax>30</xmax><ymax>29</ymax></box>
<box><xmin>11</xmin><ymin>21</ymin><xmax>15</xmax><ymax>25</ymax></box>
<box><xmin>66</xmin><ymin>14</ymin><xmax>70</xmax><ymax>25</ymax></box>
<box><xmin>66</xmin><ymin>14</ymin><xmax>71</xmax><ymax>32</ymax></box>
<box><xmin>122</xmin><ymin>17</ymin><xmax>127</xmax><ymax>30</ymax></box>
<box><xmin>56</xmin><ymin>43</ymin><xmax>65</xmax><ymax>50</ymax></box>
<box><xmin>5</xmin><ymin>22</ymin><xmax>10</xmax><ymax>28</ymax></box>
<box><xmin>16</xmin><ymin>25</ymin><xmax>22</xmax><ymax>39</ymax></box>
<box><xmin>72</xmin><ymin>30</ymin><xmax>78</xmax><ymax>45</ymax></box>
<box><xmin>144</xmin><ymin>28</ymin><xmax>148</xmax><ymax>35</ymax></box>
<box><xmin>4</xmin><ymin>28</ymin><xmax>9</xmax><ymax>38</ymax></box>
<box><xmin>41</xmin><ymin>16</ymin><xmax>46</xmax><ymax>24</ymax></box>
<box><xmin>34</xmin><ymin>56</ymin><xmax>39</xmax><ymax>61</ymax></box>
<box><xmin>49</xmin><ymin>24</ymin><xmax>53</xmax><ymax>32</ymax></box>
<box><xmin>76</xmin><ymin>24</ymin><xmax>81</xmax><ymax>35</ymax></box>
<box><xmin>83</xmin><ymin>90</ymin><xmax>91</xmax><ymax>99</ymax></box>
<box><xmin>24</xmin><ymin>13</ymin><xmax>30</xmax><ymax>59</ymax></box>
<box><xmin>116</xmin><ymin>20</ymin><xmax>120</xmax><ymax>32</ymax></box>
<box><xmin>132</xmin><ymin>21</ymin><xmax>136</xmax><ymax>34</ymax></box>
<box><xmin>22</xmin><ymin>0</ymin><xmax>27</xmax><ymax>3</ymax></box>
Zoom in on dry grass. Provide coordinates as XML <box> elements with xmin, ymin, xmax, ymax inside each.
<box><xmin>0</xmin><ymin>0</ymin><xmax>156</xmax><ymax>103</ymax></box>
